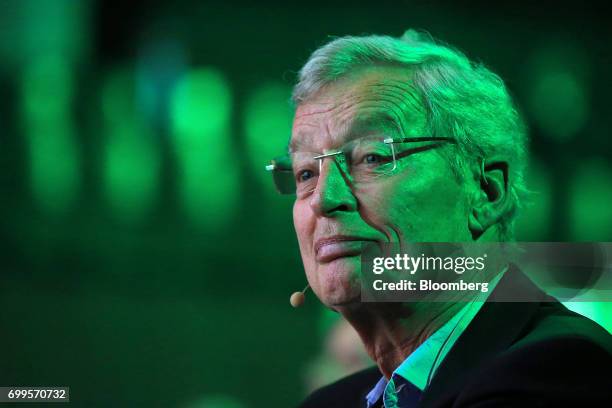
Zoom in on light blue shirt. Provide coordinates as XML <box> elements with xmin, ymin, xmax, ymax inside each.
<box><xmin>365</xmin><ymin>272</ymin><xmax>504</xmax><ymax>408</ymax></box>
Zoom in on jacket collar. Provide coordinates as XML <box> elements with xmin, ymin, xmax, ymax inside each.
<box><xmin>418</xmin><ymin>264</ymin><xmax>547</xmax><ymax>407</ymax></box>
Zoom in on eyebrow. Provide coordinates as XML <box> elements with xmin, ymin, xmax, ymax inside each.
<box><xmin>354</xmin><ymin>110</ymin><xmax>404</xmax><ymax>135</ymax></box>
<box><xmin>289</xmin><ymin>132</ymin><xmax>314</xmax><ymax>153</ymax></box>
<box><xmin>289</xmin><ymin>111</ymin><xmax>403</xmax><ymax>153</ymax></box>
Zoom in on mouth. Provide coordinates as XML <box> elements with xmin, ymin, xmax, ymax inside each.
<box><xmin>314</xmin><ymin>236</ymin><xmax>376</xmax><ymax>263</ymax></box>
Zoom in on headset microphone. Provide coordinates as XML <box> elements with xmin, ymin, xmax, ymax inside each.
<box><xmin>290</xmin><ymin>284</ymin><xmax>310</xmax><ymax>308</ymax></box>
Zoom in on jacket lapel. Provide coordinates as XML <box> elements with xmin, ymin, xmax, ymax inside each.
<box><xmin>418</xmin><ymin>265</ymin><xmax>547</xmax><ymax>408</ymax></box>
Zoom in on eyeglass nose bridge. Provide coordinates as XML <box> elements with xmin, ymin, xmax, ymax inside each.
<box><xmin>311</xmin><ymin>150</ymin><xmax>353</xmax><ymax>191</ymax></box>
<box><xmin>312</xmin><ymin>149</ymin><xmax>350</xmax><ymax>172</ymax></box>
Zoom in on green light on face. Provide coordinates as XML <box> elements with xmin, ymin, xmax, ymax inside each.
<box><xmin>244</xmin><ymin>82</ymin><xmax>293</xmax><ymax>193</ymax></box>
<box><xmin>101</xmin><ymin>68</ymin><xmax>160</xmax><ymax>225</ymax></box>
<box><xmin>568</xmin><ymin>160</ymin><xmax>612</xmax><ymax>241</ymax></box>
<box><xmin>170</xmin><ymin>67</ymin><xmax>238</xmax><ymax>228</ymax></box>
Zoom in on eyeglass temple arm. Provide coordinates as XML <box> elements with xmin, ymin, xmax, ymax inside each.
<box><xmin>383</xmin><ymin>136</ymin><xmax>457</xmax><ymax>144</ymax></box>
<box><xmin>312</xmin><ymin>150</ymin><xmax>343</xmax><ymax>160</ymax></box>
<box><xmin>384</xmin><ymin>137</ymin><xmax>488</xmax><ymax>185</ymax></box>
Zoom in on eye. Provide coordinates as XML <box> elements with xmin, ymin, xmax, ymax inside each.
<box><xmin>296</xmin><ymin>169</ymin><xmax>314</xmax><ymax>183</ymax></box>
<box><xmin>363</xmin><ymin>154</ymin><xmax>383</xmax><ymax>164</ymax></box>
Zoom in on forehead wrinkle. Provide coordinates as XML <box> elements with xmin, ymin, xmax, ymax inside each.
<box><xmin>325</xmin><ymin>93</ymin><xmax>406</xmax><ymax>144</ymax></box>
<box><xmin>291</xmin><ymin>96</ymin><xmax>357</xmax><ymax>152</ymax></box>
<box><xmin>362</xmin><ymin>81</ymin><xmax>425</xmax><ymax>117</ymax></box>
<box><xmin>289</xmin><ymin>131</ymin><xmax>314</xmax><ymax>153</ymax></box>
<box><xmin>348</xmin><ymin>101</ymin><xmax>404</xmax><ymax>136</ymax></box>
<box><xmin>371</xmin><ymin>82</ymin><xmax>425</xmax><ymax>116</ymax></box>
<box><xmin>352</xmin><ymin>93</ymin><xmax>420</xmax><ymax>138</ymax></box>
<box><xmin>291</xmin><ymin>100</ymin><xmax>334</xmax><ymax>150</ymax></box>
<box><xmin>290</xmin><ymin>74</ymin><xmax>426</xmax><ymax>152</ymax></box>
<box><xmin>381</xmin><ymin>95</ymin><xmax>408</xmax><ymax>136</ymax></box>
<box><xmin>366</xmin><ymin>94</ymin><xmax>410</xmax><ymax>136</ymax></box>
<box><xmin>355</xmin><ymin>80</ymin><xmax>426</xmax><ymax>137</ymax></box>
<box><xmin>335</xmin><ymin>86</ymin><xmax>410</xmax><ymax>127</ymax></box>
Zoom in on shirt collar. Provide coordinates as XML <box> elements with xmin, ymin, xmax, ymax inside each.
<box><xmin>365</xmin><ymin>270</ymin><xmax>505</xmax><ymax>408</ymax></box>
<box><xmin>365</xmin><ymin>376</ymin><xmax>388</xmax><ymax>408</ymax></box>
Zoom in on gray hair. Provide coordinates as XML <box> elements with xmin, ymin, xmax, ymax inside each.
<box><xmin>292</xmin><ymin>30</ymin><xmax>528</xmax><ymax>241</ymax></box>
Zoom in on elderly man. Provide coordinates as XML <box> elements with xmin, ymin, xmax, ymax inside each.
<box><xmin>267</xmin><ymin>31</ymin><xmax>611</xmax><ymax>407</ymax></box>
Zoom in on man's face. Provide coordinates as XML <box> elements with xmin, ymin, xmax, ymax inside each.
<box><xmin>291</xmin><ymin>66</ymin><xmax>473</xmax><ymax>309</ymax></box>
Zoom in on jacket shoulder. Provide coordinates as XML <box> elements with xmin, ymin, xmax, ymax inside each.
<box><xmin>515</xmin><ymin>301</ymin><xmax>612</xmax><ymax>353</ymax></box>
<box><xmin>454</xmin><ymin>336</ymin><xmax>612</xmax><ymax>406</ymax></box>
<box><xmin>453</xmin><ymin>305</ymin><xmax>612</xmax><ymax>406</ymax></box>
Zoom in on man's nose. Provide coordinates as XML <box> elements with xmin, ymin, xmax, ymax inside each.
<box><xmin>309</xmin><ymin>157</ymin><xmax>358</xmax><ymax>217</ymax></box>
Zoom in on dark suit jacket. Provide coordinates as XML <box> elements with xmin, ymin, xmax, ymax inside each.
<box><xmin>299</xmin><ymin>265</ymin><xmax>612</xmax><ymax>407</ymax></box>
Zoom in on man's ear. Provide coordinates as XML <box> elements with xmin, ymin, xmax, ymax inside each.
<box><xmin>468</xmin><ymin>159</ymin><xmax>512</xmax><ymax>240</ymax></box>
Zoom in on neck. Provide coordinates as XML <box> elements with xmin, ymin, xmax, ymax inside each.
<box><xmin>336</xmin><ymin>301</ymin><xmax>463</xmax><ymax>379</ymax></box>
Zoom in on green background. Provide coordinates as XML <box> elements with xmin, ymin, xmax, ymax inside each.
<box><xmin>1</xmin><ymin>1</ymin><xmax>610</xmax><ymax>407</ymax></box>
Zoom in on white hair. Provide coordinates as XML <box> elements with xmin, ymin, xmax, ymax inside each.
<box><xmin>292</xmin><ymin>30</ymin><xmax>529</xmax><ymax>240</ymax></box>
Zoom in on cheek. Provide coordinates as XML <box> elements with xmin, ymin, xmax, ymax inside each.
<box><xmin>355</xmin><ymin>164</ymin><xmax>470</xmax><ymax>241</ymax></box>
<box><xmin>354</xmin><ymin>181</ymin><xmax>409</xmax><ymax>241</ymax></box>
<box><xmin>293</xmin><ymin>199</ymin><xmax>314</xmax><ymax>251</ymax></box>
<box><xmin>397</xmin><ymin>175</ymin><xmax>469</xmax><ymax>240</ymax></box>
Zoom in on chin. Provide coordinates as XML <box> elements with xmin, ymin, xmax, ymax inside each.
<box><xmin>326</xmin><ymin>294</ymin><xmax>363</xmax><ymax>310</ymax></box>
<box><xmin>314</xmin><ymin>259</ymin><xmax>363</xmax><ymax>307</ymax></box>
